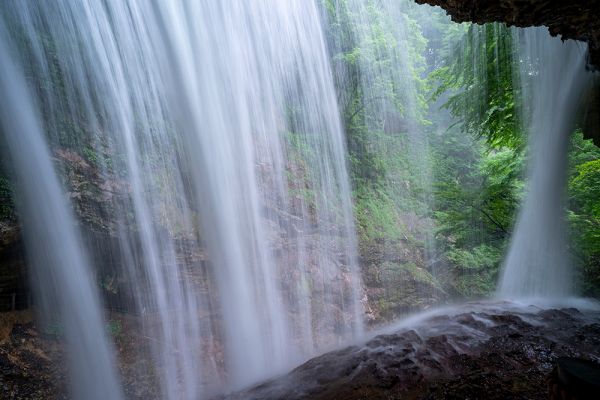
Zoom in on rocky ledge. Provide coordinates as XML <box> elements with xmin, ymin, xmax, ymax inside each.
<box><xmin>219</xmin><ymin>300</ymin><xmax>600</xmax><ymax>400</ymax></box>
<box><xmin>415</xmin><ymin>0</ymin><xmax>600</xmax><ymax>69</ymax></box>
<box><xmin>414</xmin><ymin>0</ymin><xmax>600</xmax><ymax>147</ymax></box>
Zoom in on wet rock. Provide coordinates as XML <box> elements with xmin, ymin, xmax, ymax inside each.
<box><xmin>0</xmin><ymin>221</ymin><xmax>28</xmax><ymax>312</ymax></box>
<box><xmin>218</xmin><ymin>301</ymin><xmax>600</xmax><ymax>400</ymax></box>
<box><xmin>0</xmin><ymin>312</ymin><xmax>67</xmax><ymax>400</ymax></box>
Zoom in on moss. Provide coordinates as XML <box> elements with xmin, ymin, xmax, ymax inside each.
<box><xmin>82</xmin><ymin>146</ymin><xmax>98</xmax><ymax>165</ymax></box>
<box><xmin>354</xmin><ymin>188</ymin><xmax>405</xmax><ymax>243</ymax></box>
<box><xmin>379</xmin><ymin>261</ymin><xmax>442</xmax><ymax>290</ymax></box>
<box><xmin>368</xmin><ymin>261</ymin><xmax>445</xmax><ymax>321</ymax></box>
<box><xmin>105</xmin><ymin>319</ymin><xmax>122</xmax><ymax>337</ymax></box>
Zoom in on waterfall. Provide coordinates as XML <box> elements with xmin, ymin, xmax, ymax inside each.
<box><xmin>498</xmin><ymin>28</ymin><xmax>591</xmax><ymax>298</ymax></box>
<box><xmin>324</xmin><ymin>0</ymin><xmax>438</xmax><ymax>316</ymax></box>
<box><xmin>6</xmin><ymin>0</ymin><xmax>596</xmax><ymax>397</ymax></box>
<box><xmin>0</xmin><ymin>0</ymin><xmax>363</xmax><ymax>398</ymax></box>
<box><xmin>0</xmin><ymin>26</ymin><xmax>123</xmax><ymax>400</ymax></box>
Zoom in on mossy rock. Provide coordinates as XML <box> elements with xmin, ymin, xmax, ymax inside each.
<box><xmin>367</xmin><ymin>261</ymin><xmax>447</xmax><ymax>323</ymax></box>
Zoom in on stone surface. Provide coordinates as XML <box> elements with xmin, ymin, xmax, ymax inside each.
<box><xmin>217</xmin><ymin>300</ymin><xmax>600</xmax><ymax>400</ymax></box>
<box><xmin>582</xmin><ymin>79</ymin><xmax>600</xmax><ymax>146</ymax></box>
<box><xmin>0</xmin><ymin>222</ymin><xmax>28</xmax><ymax>312</ymax></box>
<box><xmin>0</xmin><ymin>311</ymin><xmax>67</xmax><ymax>400</ymax></box>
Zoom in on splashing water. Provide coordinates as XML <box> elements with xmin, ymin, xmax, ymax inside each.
<box><xmin>498</xmin><ymin>28</ymin><xmax>592</xmax><ymax>298</ymax></box>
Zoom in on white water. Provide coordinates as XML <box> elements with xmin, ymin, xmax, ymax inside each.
<box><xmin>0</xmin><ymin>26</ymin><xmax>123</xmax><ymax>400</ymax></box>
<box><xmin>1</xmin><ymin>1</ymin><xmax>596</xmax><ymax>398</ymax></box>
<box><xmin>325</xmin><ymin>0</ymin><xmax>437</xmax><ymax>313</ymax></box>
<box><xmin>0</xmin><ymin>0</ymin><xmax>364</xmax><ymax>398</ymax></box>
<box><xmin>498</xmin><ymin>29</ymin><xmax>591</xmax><ymax>298</ymax></box>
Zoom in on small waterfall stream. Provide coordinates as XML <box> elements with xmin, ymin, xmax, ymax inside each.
<box><xmin>499</xmin><ymin>28</ymin><xmax>592</xmax><ymax>298</ymax></box>
<box><xmin>0</xmin><ymin>26</ymin><xmax>123</xmax><ymax>400</ymax></box>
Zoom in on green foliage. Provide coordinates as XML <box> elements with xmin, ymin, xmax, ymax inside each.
<box><xmin>432</xmin><ymin>127</ymin><xmax>522</xmax><ymax>246</ymax></box>
<box><xmin>430</xmin><ymin>23</ymin><xmax>523</xmax><ymax>149</ymax></box>
<box><xmin>447</xmin><ymin>244</ymin><xmax>501</xmax><ymax>271</ymax></box>
<box><xmin>430</xmin><ymin>125</ymin><xmax>522</xmax><ymax>297</ymax></box>
<box><xmin>323</xmin><ymin>0</ymin><xmax>432</xmax><ymax>232</ymax></box>
<box><xmin>83</xmin><ymin>146</ymin><xmax>99</xmax><ymax>165</ymax></box>
<box><xmin>354</xmin><ymin>186</ymin><xmax>403</xmax><ymax>243</ymax></box>
<box><xmin>570</xmin><ymin>159</ymin><xmax>600</xmax><ymax>217</ymax></box>
<box><xmin>425</xmin><ymin>20</ymin><xmax>531</xmax><ymax>298</ymax></box>
<box><xmin>428</xmin><ymin>17</ymin><xmax>600</xmax><ymax>298</ymax></box>
<box><xmin>396</xmin><ymin>261</ymin><xmax>441</xmax><ymax>288</ymax></box>
<box><xmin>445</xmin><ymin>244</ymin><xmax>501</xmax><ymax>297</ymax></box>
<box><xmin>323</xmin><ymin>1</ymin><xmax>527</xmax><ymax>302</ymax></box>
<box><xmin>567</xmin><ymin>132</ymin><xmax>600</xmax><ymax>295</ymax></box>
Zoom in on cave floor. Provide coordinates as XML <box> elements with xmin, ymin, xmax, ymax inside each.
<box><xmin>1</xmin><ymin>300</ymin><xmax>600</xmax><ymax>399</ymax></box>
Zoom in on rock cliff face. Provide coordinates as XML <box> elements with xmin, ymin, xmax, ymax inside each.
<box><xmin>0</xmin><ymin>140</ymin><xmax>444</xmax><ymax>321</ymax></box>
<box><xmin>0</xmin><ymin>222</ymin><xmax>27</xmax><ymax>311</ymax></box>
<box><xmin>415</xmin><ymin>0</ymin><xmax>600</xmax><ymax>68</ymax></box>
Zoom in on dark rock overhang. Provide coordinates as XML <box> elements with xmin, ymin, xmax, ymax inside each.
<box><xmin>414</xmin><ymin>0</ymin><xmax>600</xmax><ymax>70</ymax></box>
<box><xmin>415</xmin><ymin>0</ymin><xmax>600</xmax><ymax>146</ymax></box>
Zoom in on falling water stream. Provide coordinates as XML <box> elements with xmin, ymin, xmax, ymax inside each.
<box><xmin>0</xmin><ymin>0</ymin><xmax>363</xmax><ymax>398</ymax></box>
<box><xmin>499</xmin><ymin>28</ymin><xmax>592</xmax><ymax>298</ymax></box>
<box><xmin>322</xmin><ymin>0</ymin><xmax>440</xmax><ymax>317</ymax></box>
<box><xmin>0</xmin><ymin>26</ymin><xmax>123</xmax><ymax>400</ymax></box>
